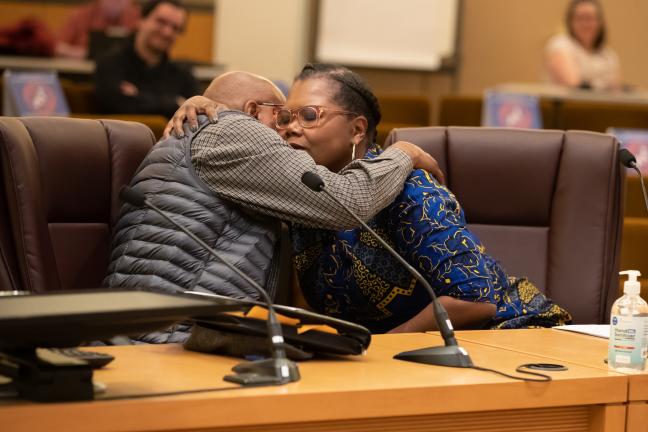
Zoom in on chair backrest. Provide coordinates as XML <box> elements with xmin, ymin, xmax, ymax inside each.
<box><xmin>0</xmin><ymin>117</ymin><xmax>155</xmax><ymax>293</ymax></box>
<box><xmin>384</xmin><ymin>126</ymin><xmax>624</xmax><ymax>324</ymax></box>
<box><xmin>0</xmin><ymin>169</ymin><xmax>21</xmax><ymax>292</ymax></box>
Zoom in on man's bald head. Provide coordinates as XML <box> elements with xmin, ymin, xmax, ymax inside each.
<box><xmin>204</xmin><ymin>71</ymin><xmax>285</xmax><ymax>110</ymax></box>
<box><xmin>203</xmin><ymin>71</ymin><xmax>285</xmax><ymax>129</ymax></box>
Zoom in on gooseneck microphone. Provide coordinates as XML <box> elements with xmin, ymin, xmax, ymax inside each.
<box><xmin>300</xmin><ymin>172</ymin><xmax>473</xmax><ymax>368</ymax></box>
<box><xmin>119</xmin><ymin>186</ymin><xmax>300</xmax><ymax>386</ymax></box>
<box><xmin>619</xmin><ymin>148</ymin><xmax>648</xmax><ymax>216</ymax></box>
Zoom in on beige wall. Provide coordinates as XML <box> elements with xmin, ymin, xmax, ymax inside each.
<box><xmin>598</xmin><ymin>0</ymin><xmax>648</xmax><ymax>89</ymax></box>
<box><xmin>458</xmin><ymin>0</ymin><xmax>648</xmax><ymax>94</ymax></box>
<box><xmin>334</xmin><ymin>0</ymin><xmax>648</xmax><ymax>124</ymax></box>
<box><xmin>214</xmin><ymin>0</ymin><xmax>312</xmax><ymax>83</ymax></box>
<box><xmin>458</xmin><ymin>0</ymin><xmax>565</xmax><ymax>93</ymax></box>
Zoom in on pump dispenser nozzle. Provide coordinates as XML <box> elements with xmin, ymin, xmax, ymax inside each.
<box><xmin>620</xmin><ymin>270</ymin><xmax>642</xmax><ymax>295</ymax></box>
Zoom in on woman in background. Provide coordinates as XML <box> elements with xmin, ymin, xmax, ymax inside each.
<box><xmin>545</xmin><ymin>0</ymin><xmax>620</xmax><ymax>90</ymax></box>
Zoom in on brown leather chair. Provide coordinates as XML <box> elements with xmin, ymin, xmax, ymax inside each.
<box><xmin>384</xmin><ymin>127</ymin><xmax>624</xmax><ymax>324</ymax></box>
<box><xmin>0</xmin><ymin>171</ymin><xmax>21</xmax><ymax>292</ymax></box>
<box><xmin>0</xmin><ymin>117</ymin><xmax>155</xmax><ymax>293</ymax></box>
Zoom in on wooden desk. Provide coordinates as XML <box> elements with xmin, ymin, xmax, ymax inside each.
<box><xmin>0</xmin><ymin>333</ymin><xmax>628</xmax><ymax>432</ymax></box>
<box><xmin>0</xmin><ymin>55</ymin><xmax>224</xmax><ymax>82</ymax></box>
<box><xmin>494</xmin><ymin>83</ymin><xmax>648</xmax><ymax>106</ymax></box>
<box><xmin>453</xmin><ymin>329</ymin><xmax>648</xmax><ymax>432</ymax></box>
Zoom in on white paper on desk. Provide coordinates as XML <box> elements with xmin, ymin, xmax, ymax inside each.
<box><xmin>553</xmin><ymin>324</ymin><xmax>610</xmax><ymax>339</ymax></box>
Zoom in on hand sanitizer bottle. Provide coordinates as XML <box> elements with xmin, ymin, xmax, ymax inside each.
<box><xmin>608</xmin><ymin>270</ymin><xmax>648</xmax><ymax>372</ymax></box>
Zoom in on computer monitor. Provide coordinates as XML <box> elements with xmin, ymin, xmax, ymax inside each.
<box><xmin>0</xmin><ymin>289</ymin><xmax>246</xmax><ymax>349</ymax></box>
<box><xmin>87</xmin><ymin>30</ymin><xmax>129</xmax><ymax>60</ymax></box>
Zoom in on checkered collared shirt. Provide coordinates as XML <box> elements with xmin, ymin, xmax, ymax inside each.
<box><xmin>191</xmin><ymin>111</ymin><xmax>413</xmax><ymax>229</ymax></box>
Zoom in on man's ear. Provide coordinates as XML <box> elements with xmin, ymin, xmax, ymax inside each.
<box><xmin>351</xmin><ymin>115</ymin><xmax>369</xmax><ymax>145</ymax></box>
<box><xmin>243</xmin><ymin>100</ymin><xmax>259</xmax><ymax>118</ymax></box>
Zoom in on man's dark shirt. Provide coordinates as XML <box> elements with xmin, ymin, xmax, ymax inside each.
<box><xmin>94</xmin><ymin>38</ymin><xmax>198</xmax><ymax>118</ymax></box>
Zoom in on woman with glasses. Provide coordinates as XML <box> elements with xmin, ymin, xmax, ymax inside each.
<box><xmin>544</xmin><ymin>0</ymin><xmax>621</xmax><ymax>90</ymax></box>
<box><xmin>171</xmin><ymin>63</ymin><xmax>571</xmax><ymax>333</ymax></box>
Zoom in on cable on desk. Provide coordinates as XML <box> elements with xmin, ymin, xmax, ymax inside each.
<box><xmin>470</xmin><ymin>364</ymin><xmax>552</xmax><ymax>382</ymax></box>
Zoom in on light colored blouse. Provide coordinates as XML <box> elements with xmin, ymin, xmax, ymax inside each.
<box><xmin>545</xmin><ymin>33</ymin><xmax>620</xmax><ymax>90</ymax></box>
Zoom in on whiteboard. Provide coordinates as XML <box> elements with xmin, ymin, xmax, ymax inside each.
<box><xmin>315</xmin><ymin>0</ymin><xmax>459</xmax><ymax>71</ymax></box>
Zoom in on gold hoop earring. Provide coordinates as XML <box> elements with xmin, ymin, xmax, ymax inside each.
<box><xmin>351</xmin><ymin>142</ymin><xmax>357</xmax><ymax>161</ymax></box>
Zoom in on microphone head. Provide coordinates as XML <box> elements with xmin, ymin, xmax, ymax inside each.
<box><xmin>301</xmin><ymin>171</ymin><xmax>325</xmax><ymax>192</ymax></box>
<box><xmin>119</xmin><ymin>186</ymin><xmax>146</xmax><ymax>207</ymax></box>
<box><xmin>619</xmin><ymin>148</ymin><xmax>637</xmax><ymax>168</ymax></box>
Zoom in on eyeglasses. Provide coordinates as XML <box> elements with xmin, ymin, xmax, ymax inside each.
<box><xmin>257</xmin><ymin>102</ymin><xmax>284</xmax><ymax>108</ymax></box>
<box><xmin>256</xmin><ymin>101</ymin><xmax>283</xmax><ymax>114</ymax></box>
<box><xmin>274</xmin><ymin>105</ymin><xmax>359</xmax><ymax>130</ymax></box>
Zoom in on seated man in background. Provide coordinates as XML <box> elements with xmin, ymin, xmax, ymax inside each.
<box><xmin>104</xmin><ymin>70</ymin><xmax>439</xmax><ymax>343</ymax></box>
<box><xmin>55</xmin><ymin>0</ymin><xmax>140</xmax><ymax>59</ymax></box>
<box><xmin>94</xmin><ymin>0</ymin><xmax>198</xmax><ymax>118</ymax></box>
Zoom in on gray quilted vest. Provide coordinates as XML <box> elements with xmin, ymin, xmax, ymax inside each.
<box><xmin>103</xmin><ymin>118</ymin><xmax>280</xmax><ymax>343</ymax></box>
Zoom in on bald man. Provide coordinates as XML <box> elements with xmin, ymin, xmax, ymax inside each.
<box><xmin>199</xmin><ymin>71</ymin><xmax>283</xmax><ymax>128</ymax></box>
<box><xmin>104</xmin><ymin>71</ymin><xmax>429</xmax><ymax>343</ymax></box>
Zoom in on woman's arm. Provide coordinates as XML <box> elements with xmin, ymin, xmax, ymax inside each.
<box><xmin>383</xmin><ymin>171</ymin><xmax>503</xmax><ymax>331</ymax></box>
<box><xmin>546</xmin><ymin>46</ymin><xmax>581</xmax><ymax>87</ymax></box>
<box><xmin>387</xmin><ymin>296</ymin><xmax>496</xmax><ymax>333</ymax></box>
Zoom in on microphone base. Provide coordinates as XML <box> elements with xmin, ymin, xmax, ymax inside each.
<box><xmin>224</xmin><ymin>358</ymin><xmax>301</xmax><ymax>386</ymax></box>
<box><xmin>394</xmin><ymin>344</ymin><xmax>474</xmax><ymax>368</ymax></box>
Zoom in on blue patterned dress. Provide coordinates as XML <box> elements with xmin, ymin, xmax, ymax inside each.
<box><xmin>291</xmin><ymin>146</ymin><xmax>571</xmax><ymax>333</ymax></box>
